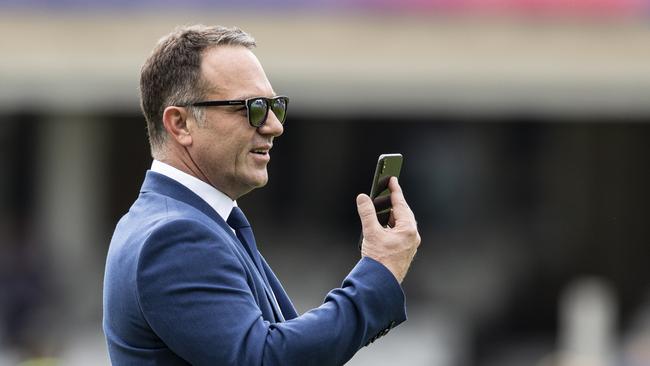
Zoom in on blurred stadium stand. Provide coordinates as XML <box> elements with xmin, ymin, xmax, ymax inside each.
<box><xmin>1</xmin><ymin>2</ymin><xmax>650</xmax><ymax>365</ymax></box>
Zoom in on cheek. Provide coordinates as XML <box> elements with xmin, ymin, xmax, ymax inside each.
<box><xmin>230</xmin><ymin>140</ymin><xmax>250</xmax><ymax>169</ymax></box>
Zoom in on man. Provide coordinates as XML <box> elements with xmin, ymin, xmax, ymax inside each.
<box><xmin>103</xmin><ymin>25</ymin><xmax>421</xmax><ymax>365</ymax></box>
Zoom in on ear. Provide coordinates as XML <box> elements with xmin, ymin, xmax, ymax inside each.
<box><xmin>162</xmin><ymin>106</ymin><xmax>193</xmax><ymax>147</ymax></box>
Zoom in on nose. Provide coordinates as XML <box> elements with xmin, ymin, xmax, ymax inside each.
<box><xmin>258</xmin><ymin>109</ymin><xmax>284</xmax><ymax>137</ymax></box>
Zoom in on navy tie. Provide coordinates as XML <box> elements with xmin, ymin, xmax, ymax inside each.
<box><xmin>227</xmin><ymin>207</ymin><xmax>284</xmax><ymax>322</ymax></box>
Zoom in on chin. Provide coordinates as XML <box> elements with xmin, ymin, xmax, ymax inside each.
<box><xmin>248</xmin><ymin>172</ymin><xmax>269</xmax><ymax>189</ymax></box>
<box><xmin>237</xmin><ymin>166</ymin><xmax>269</xmax><ymax>194</ymax></box>
<box><xmin>254</xmin><ymin>177</ymin><xmax>269</xmax><ymax>188</ymax></box>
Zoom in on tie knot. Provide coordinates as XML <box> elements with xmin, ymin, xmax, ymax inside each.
<box><xmin>227</xmin><ymin>206</ymin><xmax>251</xmax><ymax>229</ymax></box>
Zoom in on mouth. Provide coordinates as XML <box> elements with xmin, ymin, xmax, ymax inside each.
<box><xmin>249</xmin><ymin>145</ymin><xmax>272</xmax><ymax>164</ymax></box>
<box><xmin>250</xmin><ymin>144</ymin><xmax>272</xmax><ymax>156</ymax></box>
<box><xmin>250</xmin><ymin>149</ymin><xmax>269</xmax><ymax>156</ymax></box>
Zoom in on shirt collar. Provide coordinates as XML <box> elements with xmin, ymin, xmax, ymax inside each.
<box><xmin>151</xmin><ymin>160</ymin><xmax>236</xmax><ymax>222</ymax></box>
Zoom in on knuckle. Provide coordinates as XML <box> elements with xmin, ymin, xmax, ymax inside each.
<box><xmin>406</xmin><ymin>229</ymin><xmax>417</xmax><ymax>241</ymax></box>
<box><xmin>405</xmin><ymin>226</ymin><xmax>420</xmax><ymax>242</ymax></box>
<box><xmin>358</xmin><ymin>206</ymin><xmax>375</xmax><ymax>219</ymax></box>
<box><xmin>359</xmin><ymin>209</ymin><xmax>373</xmax><ymax>219</ymax></box>
<box><xmin>394</xmin><ymin>192</ymin><xmax>406</xmax><ymax>202</ymax></box>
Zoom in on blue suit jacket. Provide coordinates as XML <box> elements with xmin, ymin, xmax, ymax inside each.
<box><xmin>103</xmin><ymin>171</ymin><xmax>406</xmax><ymax>365</ymax></box>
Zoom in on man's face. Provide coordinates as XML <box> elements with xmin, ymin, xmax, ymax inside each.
<box><xmin>187</xmin><ymin>46</ymin><xmax>284</xmax><ymax>199</ymax></box>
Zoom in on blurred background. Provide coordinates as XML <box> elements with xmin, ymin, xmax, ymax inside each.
<box><xmin>1</xmin><ymin>1</ymin><xmax>650</xmax><ymax>365</ymax></box>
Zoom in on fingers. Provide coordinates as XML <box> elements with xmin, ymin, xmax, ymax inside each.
<box><xmin>388</xmin><ymin>177</ymin><xmax>416</xmax><ymax>224</ymax></box>
<box><xmin>359</xmin><ymin>177</ymin><xmax>415</xmax><ymax>234</ymax></box>
<box><xmin>356</xmin><ymin>194</ymin><xmax>381</xmax><ymax>233</ymax></box>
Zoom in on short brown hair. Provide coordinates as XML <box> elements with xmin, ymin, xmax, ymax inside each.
<box><xmin>140</xmin><ymin>25</ymin><xmax>256</xmax><ymax>155</ymax></box>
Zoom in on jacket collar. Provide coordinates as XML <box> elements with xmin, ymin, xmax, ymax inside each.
<box><xmin>140</xmin><ymin>170</ymin><xmax>236</xmax><ymax>240</ymax></box>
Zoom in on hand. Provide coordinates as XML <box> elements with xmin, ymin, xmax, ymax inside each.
<box><xmin>356</xmin><ymin>177</ymin><xmax>421</xmax><ymax>284</ymax></box>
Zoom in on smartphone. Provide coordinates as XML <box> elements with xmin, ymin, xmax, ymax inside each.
<box><xmin>358</xmin><ymin>153</ymin><xmax>403</xmax><ymax>249</ymax></box>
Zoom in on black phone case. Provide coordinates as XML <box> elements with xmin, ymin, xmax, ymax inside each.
<box><xmin>358</xmin><ymin>154</ymin><xmax>403</xmax><ymax>249</ymax></box>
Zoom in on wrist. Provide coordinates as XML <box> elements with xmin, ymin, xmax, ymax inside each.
<box><xmin>361</xmin><ymin>254</ymin><xmax>405</xmax><ymax>284</ymax></box>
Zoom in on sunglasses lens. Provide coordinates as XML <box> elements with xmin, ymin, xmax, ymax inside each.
<box><xmin>271</xmin><ymin>97</ymin><xmax>287</xmax><ymax>124</ymax></box>
<box><xmin>248</xmin><ymin>98</ymin><xmax>268</xmax><ymax>127</ymax></box>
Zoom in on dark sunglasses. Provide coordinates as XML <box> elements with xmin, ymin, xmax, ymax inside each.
<box><xmin>188</xmin><ymin>95</ymin><xmax>289</xmax><ymax>128</ymax></box>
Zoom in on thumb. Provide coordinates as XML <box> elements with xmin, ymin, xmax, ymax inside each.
<box><xmin>356</xmin><ymin>194</ymin><xmax>380</xmax><ymax>233</ymax></box>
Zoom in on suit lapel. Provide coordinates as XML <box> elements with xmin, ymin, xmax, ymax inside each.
<box><xmin>141</xmin><ymin>170</ymin><xmax>284</xmax><ymax>322</ymax></box>
<box><xmin>260</xmin><ymin>255</ymin><xmax>298</xmax><ymax>320</ymax></box>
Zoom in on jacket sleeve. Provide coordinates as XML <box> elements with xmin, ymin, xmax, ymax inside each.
<box><xmin>136</xmin><ymin>218</ymin><xmax>406</xmax><ymax>366</ymax></box>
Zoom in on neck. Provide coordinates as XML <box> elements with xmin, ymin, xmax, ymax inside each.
<box><xmin>157</xmin><ymin>145</ymin><xmax>211</xmax><ymax>188</ymax></box>
<box><xmin>156</xmin><ymin>145</ymin><xmax>244</xmax><ymax>200</ymax></box>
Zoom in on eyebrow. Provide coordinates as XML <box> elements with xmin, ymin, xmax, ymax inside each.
<box><xmin>232</xmin><ymin>93</ymin><xmax>278</xmax><ymax>101</ymax></box>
